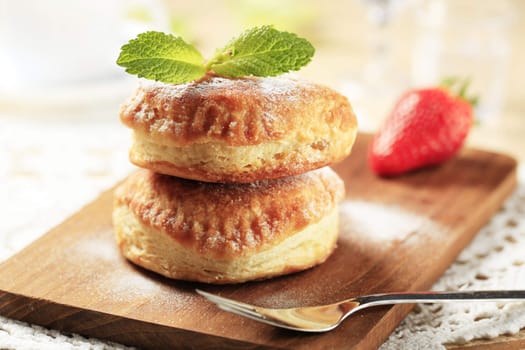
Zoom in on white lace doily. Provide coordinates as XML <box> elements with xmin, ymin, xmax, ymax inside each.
<box><xmin>1</xmin><ymin>119</ymin><xmax>524</xmax><ymax>349</ymax></box>
<box><xmin>381</xmin><ymin>175</ymin><xmax>525</xmax><ymax>349</ymax></box>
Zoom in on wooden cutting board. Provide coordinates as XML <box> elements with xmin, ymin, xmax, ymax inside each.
<box><xmin>0</xmin><ymin>134</ymin><xmax>517</xmax><ymax>350</ymax></box>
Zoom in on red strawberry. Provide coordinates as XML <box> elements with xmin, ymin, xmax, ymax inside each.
<box><xmin>369</xmin><ymin>83</ymin><xmax>474</xmax><ymax>176</ymax></box>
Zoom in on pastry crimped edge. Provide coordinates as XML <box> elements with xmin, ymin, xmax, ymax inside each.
<box><xmin>120</xmin><ymin>75</ymin><xmax>358</xmax><ymax>183</ymax></box>
<box><xmin>112</xmin><ymin>167</ymin><xmax>345</xmax><ymax>284</ymax></box>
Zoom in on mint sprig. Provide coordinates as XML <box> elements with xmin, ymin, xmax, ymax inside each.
<box><xmin>117</xmin><ymin>26</ymin><xmax>315</xmax><ymax>84</ymax></box>
<box><xmin>116</xmin><ymin>31</ymin><xmax>206</xmax><ymax>84</ymax></box>
<box><xmin>205</xmin><ymin>25</ymin><xmax>315</xmax><ymax>78</ymax></box>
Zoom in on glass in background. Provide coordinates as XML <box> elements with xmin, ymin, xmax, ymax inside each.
<box><xmin>340</xmin><ymin>0</ymin><xmax>411</xmax><ymax>132</ymax></box>
<box><xmin>411</xmin><ymin>0</ymin><xmax>514</xmax><ymax>123</ymax></box>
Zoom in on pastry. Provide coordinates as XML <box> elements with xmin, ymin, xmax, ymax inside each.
<box><xmin>120</xmin><ymin>75</ymin><xmax>357</xmax><ymax>183</ymax></box>
<box><xmin>112</xmin><ymin>167</ymin><xmax>345</xmax><ymax>283</ymax></box>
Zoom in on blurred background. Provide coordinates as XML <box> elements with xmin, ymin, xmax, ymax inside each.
<box><xmin>1</xmin><ymin>0</ymin><xmax>523</xmax><ymax>150</ymax></box>
<box><xmin>0</xmin><ymin>1</ymin><xmax>523</xmax><ymax>347</ymax></box>
<box><xmin>0</xmin><ymin>0</ymin><xmax>523</xmax><ymax>253</ymax></box>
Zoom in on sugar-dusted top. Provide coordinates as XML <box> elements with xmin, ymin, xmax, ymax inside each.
<box><xmin>119</xmin><ymin>74</ymin><xmax>357</xmax><ymax>147</ymax></box>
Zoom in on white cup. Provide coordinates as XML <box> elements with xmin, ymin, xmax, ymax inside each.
<box><xmin>0</xmin><ymin>0</ymin><xmax>168</xmax><ymax>91</ymax></box>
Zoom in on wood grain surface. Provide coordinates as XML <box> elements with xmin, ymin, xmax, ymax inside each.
<box><xmin>0</xmin><ymin>134</ymin><xmax>517</xmax><ymax>350</ymax></box>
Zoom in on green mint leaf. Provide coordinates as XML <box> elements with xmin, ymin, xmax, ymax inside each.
<box><xmin>207</xmin><ymin>25</ymin><xmax>315</xmax><ymax>77</ymax></box>
<box><xmin>117</xmin><ymin>31</ymin><xmax>206</xmax><ymax>84</ymax></box>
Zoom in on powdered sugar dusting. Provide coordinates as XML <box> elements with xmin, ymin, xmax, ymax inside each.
<box><xmin>70</xmin><ymin>237</ymin><xmax>192</xmax><ymax>309</ymax></box>
<box><xmin>108</xmin><ymin>273</ymin><xmax>163</xmax><ymax>300</ymax></box>
<box><xmin>134</xmin><ymin>104</ymin><xmax>155</xmax><ymax>123</ymax></box>
<box><xmin>339</xmin><ymin>200</ymin><xmax>443</xmax><ymax>243</ymax></box>
<box><xmin>73</xmin><ymin>237</ymin><xmax>118</xmax><ymax>262</ymax></box>
<box><xmin>256</xmin><ymin>74</ymin><xmax>299</xmax><ymax>99</ymax></box>
<box><xmin>103</xmin><ymin>271</ymin><xmax>195</xmax><ymax>312</ymax></box>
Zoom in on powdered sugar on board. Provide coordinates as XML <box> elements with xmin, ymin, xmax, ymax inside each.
<box><xmin>339</xmin><ymin>199</ymin><xmax>446</xmax><ymax>244</ymax></box>
<box><xmin>68</xmin><ymin>237</ymin><xmax>193</xmax><ymax>310</ymax></box>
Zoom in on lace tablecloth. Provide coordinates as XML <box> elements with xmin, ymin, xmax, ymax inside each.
<box><xmin>1</xmin><ymin>119</ymin><xmax>524</xmax><ymax>349</ymax></box>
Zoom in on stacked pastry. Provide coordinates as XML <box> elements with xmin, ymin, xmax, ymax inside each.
<box><xmin>113</xmin><ymin>75</ymin><xmax>358</xmax><ymax>283</ymax></box>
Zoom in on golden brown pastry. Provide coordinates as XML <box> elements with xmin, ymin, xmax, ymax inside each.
<box><xmin>120</xmin><ymin>74</ymin><xmax>357</xmax><ymax>183</ymax></box>
<box><xmin>112</xmin><ymin>167</ymin><xmax>345</xmax><ymax>284</ymax></box>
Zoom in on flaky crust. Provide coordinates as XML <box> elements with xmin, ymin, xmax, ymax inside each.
<box><xmin>112</xmin><ymin>167</ymin><xmax>345</xmax><ymax>283</ymax></box>
<box><xmin>120</xmin><ymin>75</ymin><xmax>358</xmax><ymax>182</ymax></box>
